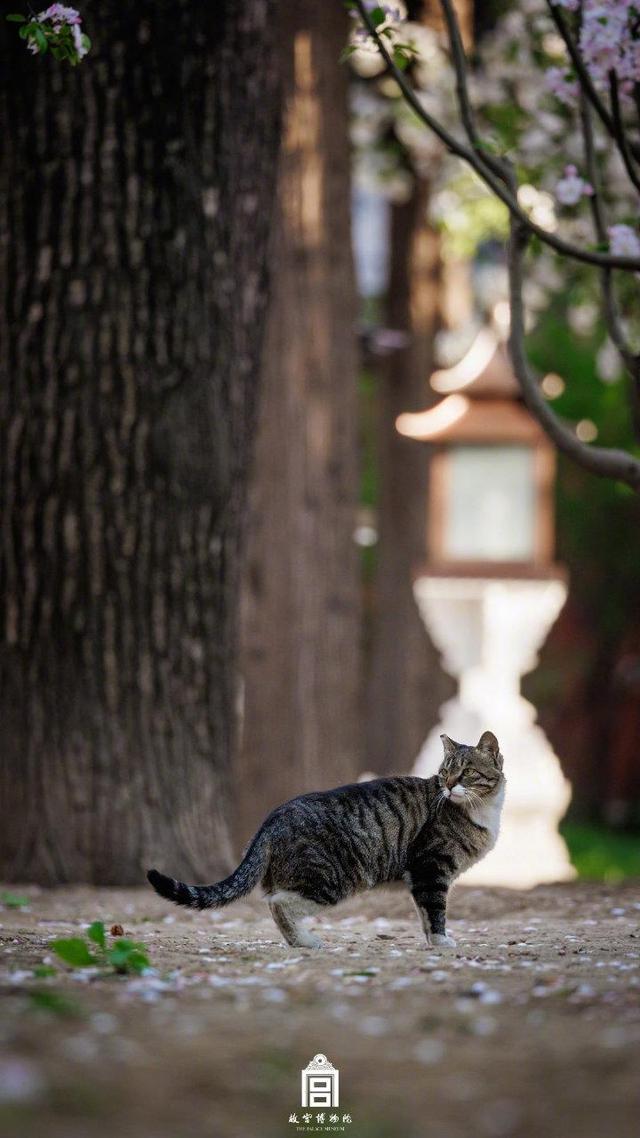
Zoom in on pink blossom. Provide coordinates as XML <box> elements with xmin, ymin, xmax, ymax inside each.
<box><xmin>579</xmin><ymin>1</ymin><xmax>640</xmax><ymax>95</ymax></box>
<box><xmin>608</xmin><ymin>224</ymin><xmax>640</xmax><ymax>258</ymax></box>
<box><xmin>37</xmin><ymin>5</ymin><xmax>81</xmax><ymax>25</ymax></box>
<box><xmin>544</xmin><ymin>67</ymin><xmax>579</xmax><ymax>106</ymax></box>
<box><xmin>555</xmin><ymin>165</ymin><xmax>594</xmax><ymax>206</ymax></box>
<box><xmin>71</xmin><ymin>23</ymin><xmax>88</xmax><ymax>59</ymax></box>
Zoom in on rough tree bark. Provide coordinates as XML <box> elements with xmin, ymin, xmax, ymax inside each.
<box><xmin>236</xmin><ymin>1</ymin><xmax>361</xmax><ymax>842</ymax></box>
<box><xmin>0</xmin><ymin>1</ymin><xmax>280</xmax><ymax>883</ymax></box>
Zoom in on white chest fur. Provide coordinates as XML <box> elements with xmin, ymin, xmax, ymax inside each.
<box><xmin>468</xmin><ymin>782</ymin><xmax>505</xmax><ymax>853</ymax></box>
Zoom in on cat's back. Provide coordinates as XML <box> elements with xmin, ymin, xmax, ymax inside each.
<box><xmin>267</xmin><ymin>774</ymin><xmax>433</xmax><ymax>824</ymax></box>
<box><xmin>264</xmin><ymin>775</ymin><xmax>435</xmax><ymax>874</ymax></box>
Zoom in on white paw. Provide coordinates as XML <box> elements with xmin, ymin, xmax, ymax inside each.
<box><xmin>295</xmin><ymin>933</ymin><xmax>324</xmax><ymax>950</ymax></box>
<box><xmin>431</xmin><ymin>933</ymin><xmax>457</xmax><ymax>949</ymax></box>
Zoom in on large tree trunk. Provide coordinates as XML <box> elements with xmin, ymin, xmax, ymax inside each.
<box><xmin>366</xmin><ymin>184</ymin><xmax>452</xmax><ymax>775</ymax></box>
<box><xmin>0</xmin><ymin>1</ymin><xmax>280</xmax><ymax>883</ymax></box>
<box><xmin>236</xmin><ymin>1</ymin><xmax>361</xmax><ymax>842</ymax></box>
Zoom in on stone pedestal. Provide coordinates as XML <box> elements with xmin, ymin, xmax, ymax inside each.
<box><xmin>413</xmin><ymin>575</ymin><xmax>574</xmax><ymax>887</ymax></box>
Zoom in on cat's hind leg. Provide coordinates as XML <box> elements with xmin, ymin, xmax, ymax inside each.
<box><xmin>268</xmin><ymin>890</ymin><xmax>324</xmax><ymax>949</ymax></box>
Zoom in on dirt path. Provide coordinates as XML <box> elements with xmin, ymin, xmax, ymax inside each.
<box><xmin>1</xmin><ymin>881</ymin><xmax>639</xmax><ymax>1138</ymax></box>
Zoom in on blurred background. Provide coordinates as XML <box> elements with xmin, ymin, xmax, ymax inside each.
<box><xmin>237</xmin><ymin>0</ymin><xmax>640</xmax><ymax>883</ymax></box>
<box><xmin>1</xmin><ymin>0</ymin><xmax>639</xmax><ymax>891</ymax></box>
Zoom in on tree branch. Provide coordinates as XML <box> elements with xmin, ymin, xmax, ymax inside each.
<box><xmin>438</xmin><ymin>0</ymin><xmax>509</xmax><ymax>183</ymax></box>
<box><xmin>351</xmin><ymin>0</ymin><xmax>640</xmax><ymax>271</ymax></box>
<box><xmin>580</xmin><ymin>96</ymin><xmax>634</xmax><ymax>364</ymax></box>
<box><xmin>579</xmin><ymin>94</ymin><xmax>640</xmax><ymax>438</ymax></box>
<box><xmin>507</xmin><ymin>218</ymin><xmax>640</xmax><ymax>491</ymax></box>
<box><xmin>608</xmin><ymin>72</ymin><xmax>640</xmax><ymax>195</ymax></box>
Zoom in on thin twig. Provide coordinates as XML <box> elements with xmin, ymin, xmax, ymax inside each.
<box><xmin>438</xmin><ymin>0</ymin><xmax>509</xmax><ymax>182</ymax></box>
<box><xmin>608</xmin><ymin>72</ymin><xmax>640</xmax><ymax>195</ymax></box>
<box><xmin>580</xmin><ymin>96</ymin><xmax>632</xmax><ymax>362</ymax></box>
<box><xmin>352</xmin><ymin>0</ymin><xmax>640</xmax><ymax>271</ymax></box>
<box><xmin>634</xmin><ymin>81</ymin><xmax>640</xmax><ymax>131</ymax></box>
<box><xmin>580</xmin><ymin>95</ymin><xmax>640</xmax><ymax>437</ymax></box>
<box><xmin>507</xmin><ymin>219</ymin><xmax>640</xmax><ymax>490</ymax></box>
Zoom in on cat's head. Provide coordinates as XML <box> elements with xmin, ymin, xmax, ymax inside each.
<box><xmin>437</xmin><ymin>731</ymin><xmax>504</xmax><ymax>807</ymax></box>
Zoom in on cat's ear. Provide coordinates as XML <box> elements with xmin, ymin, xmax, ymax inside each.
<box><xmin>440</xmin><ymin>734</ymin><xmax>460</xmax><ymax>759</ymax></box>
<box><xmin>478</xmin><ymin>731</ymin><xmax>502</xmax><ymax>768</ymax></box>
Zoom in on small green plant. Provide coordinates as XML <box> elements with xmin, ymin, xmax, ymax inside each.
<box><xmin>50</xmin><ymin>921</ymin><xmax>151</xmax><ymax>976</ymax></box>
<box><xmin>0</xmin><ymin>890</ymin><xmax>30</xmax><ymax>909</ymax></box>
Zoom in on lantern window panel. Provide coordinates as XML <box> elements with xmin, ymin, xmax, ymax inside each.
<box><xmin>442</xmin><ymin>444</ymin><xmax>536</xmax><ymax>562</ymax></box>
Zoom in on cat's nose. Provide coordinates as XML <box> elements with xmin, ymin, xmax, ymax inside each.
<box><xmin>450</xmin><ymin>784</ymin><xmax>466</xmax><ymax>800</ymax></box>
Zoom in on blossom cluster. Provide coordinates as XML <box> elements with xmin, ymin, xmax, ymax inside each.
<box><xmin>550</xmin><ymin>0</ymin><xmax>640</xmax><ymax>97</ymax></box>
<box><xmin>347</xmin><ymin>0</ymin><xmax>640</xmax><ymax>360</ymax></box>
<box><xmin>40</xmin><ymin>4</ymin><xmax>81</xmax><ymax>27</ymax></box>
<box><xmin>7</xmin><ymin>4</ymin><xmax>90</xmax><ymax>64</ymax></box>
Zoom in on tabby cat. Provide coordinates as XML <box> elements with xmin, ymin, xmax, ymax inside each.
<box><xmin>148</xmin><ymin>730</ymin><xmax>505</xmax><ymax>949</ymax></box>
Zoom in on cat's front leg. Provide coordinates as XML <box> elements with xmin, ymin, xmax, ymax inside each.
<box><xmin>409</xmin><ymin>876</ymin><xmax>456</xmax><ymax>949</ymax></box>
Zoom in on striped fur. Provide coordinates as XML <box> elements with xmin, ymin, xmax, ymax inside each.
<box><xmin>147</xmin><ymin>731</ymin><xmax>505</xmax><ymax>948</ymax></box>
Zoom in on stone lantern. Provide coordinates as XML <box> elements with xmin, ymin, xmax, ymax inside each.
<box><xmin>396</xmin><ymin>326</ymin><xmax>574</xmax><ymax>886</ymax></box>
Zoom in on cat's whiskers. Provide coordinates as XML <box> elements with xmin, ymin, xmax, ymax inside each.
<box><xmin>464</xmin><ymin>787</ymin><xmax>482</xmax><ymax>811</ymax></box>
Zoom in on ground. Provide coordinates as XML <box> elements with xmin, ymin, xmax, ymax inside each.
<box><xmin>1</xmin><ymin>881</ymin><xmax>639</xmax><ymax>1138</ymax></box>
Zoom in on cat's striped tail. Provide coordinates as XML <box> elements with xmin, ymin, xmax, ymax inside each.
<box><xmin>147</xmin><ymin>830</ymin><xmax>269</xmax><ymax>910</ymax></box>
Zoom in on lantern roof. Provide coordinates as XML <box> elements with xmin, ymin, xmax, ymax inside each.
<box><xmin>429</xmin><ymin>327</ymin><xmax>519</xmax><ymax>399</ymax></box>
<box><xmin>396</xmin><ymin>394</ymin><xmax>546</xmax><ymax>444</ymax></box>
<box><xmin>396</xmin><ymin>324</ymin><xmax>550</xmax><ymax>445</ymax></box>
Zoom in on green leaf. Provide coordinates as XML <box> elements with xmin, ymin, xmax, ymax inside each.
<box><xmin>50</xmin><ymin>938</ymin><xmax>96</xmax><ymax>968</ymax></box>
<box><xmin>18</xmin><ymin>24</ymin><xmax>31</xmax><ymax>38</ymax></box>
<box><xmin>0</xmin><ymin>891</ymin><xmax>30</xmax><ymax>909</ymax></box>
<box><xmin>81</xmin><ymin>34</ymin><xmax>91</xmax><ymax>51</ymax></box>
<box><xmin>106</xmin><ymin>941</ymin><xmax>150</xmax><ymax>975</ymax></box>
<box><xmin>33</xmin><ymin>26</ymin><xmax>48</xmax><ymax>53</ymax></box>
<box><xmin>87</xmin><ymin>921</ymin><xmax>106</xmax><ymax>950</ymax></box>
<box><xmin>6</xmin><ymin>13</ymin><xmax>27</xmax><ymax>22</ymax></box>
<box><xmin>33</xmin><ymin>964</ymin><xmax>57</xmax><ymax>978</ymax></box>
<box><xmin>370</xmin><ymin>6</ymin><xmax>387</xmax><ymax>27</ymax></box>
<box><xmin>392</xmin><ymin>47</ymin><xmax>410</xmax><ymax>71</ymax></box>
<box><xmin>339</xmin><ymin>44</ymin><xmax>357</xmax><ymax>63</ymax></box>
